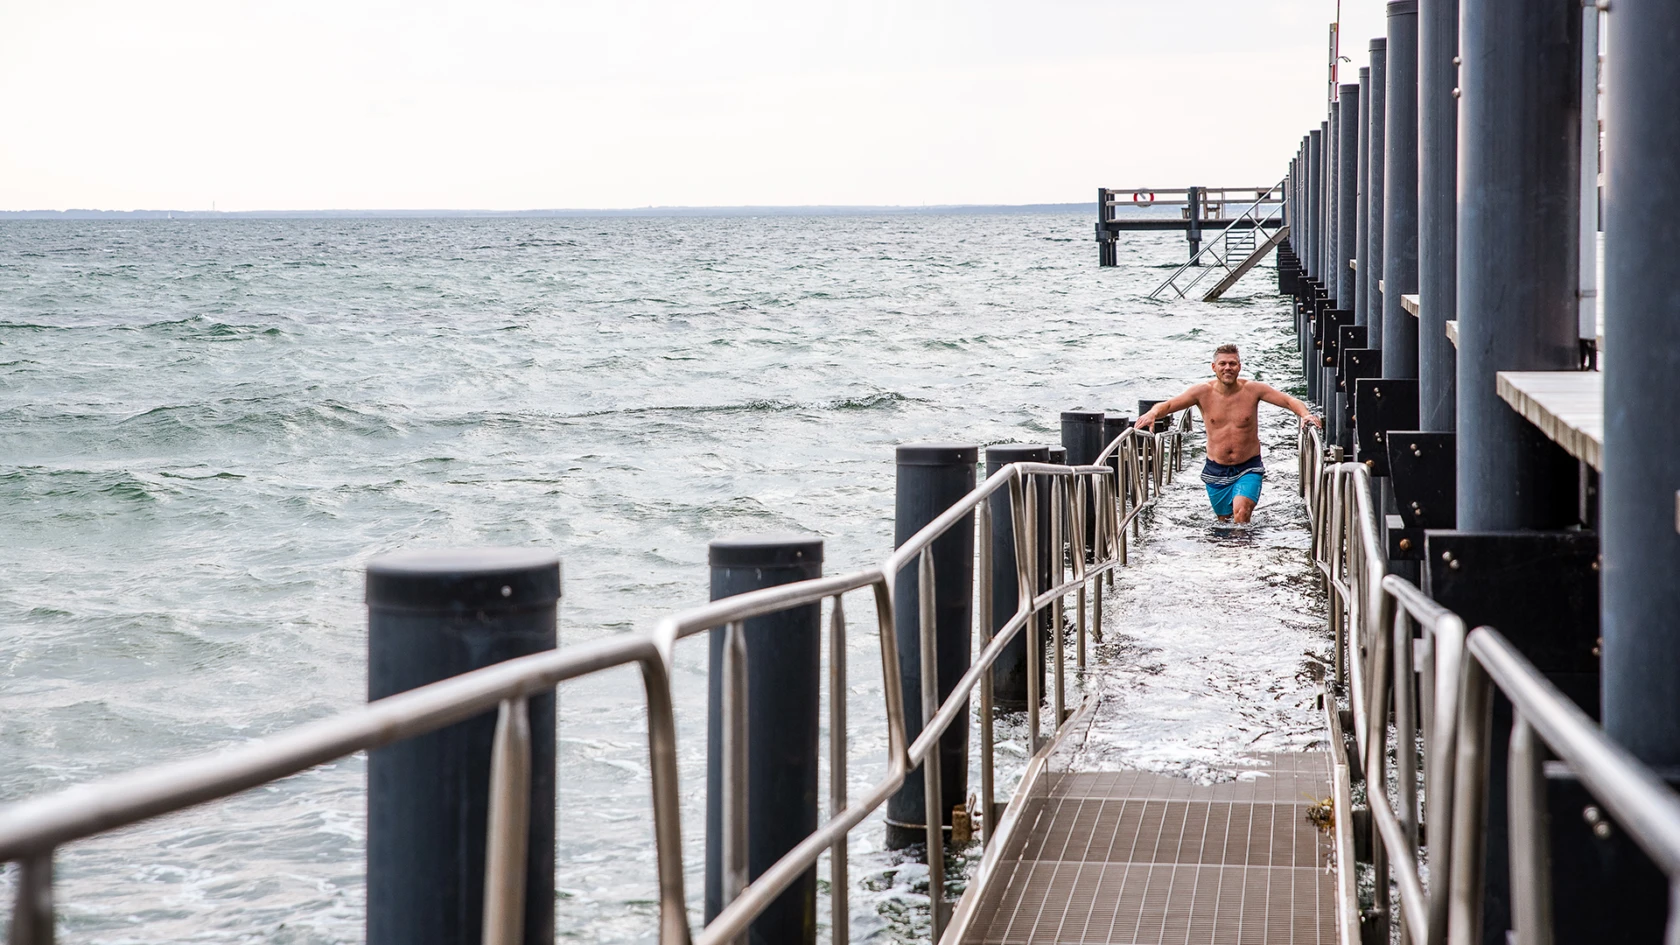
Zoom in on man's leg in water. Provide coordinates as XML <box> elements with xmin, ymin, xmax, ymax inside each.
<box><xmin>1230</xmin><ymin>473</ymin><xmax>1264</xmax><ymax>524</ymax></box>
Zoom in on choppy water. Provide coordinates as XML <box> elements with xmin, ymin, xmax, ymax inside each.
<box><xmin>0</xmin><ymin>214</ymin><xmax>1325</xmax><ymax>943</ymax></box>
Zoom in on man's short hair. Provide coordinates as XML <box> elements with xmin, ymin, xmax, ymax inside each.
<box><xmin>1213</xmin><ymin>343</ymin><xmax>1240</xmax><ymax>359</ymax></box>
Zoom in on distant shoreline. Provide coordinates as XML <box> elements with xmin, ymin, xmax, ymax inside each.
<box><xmin>0</xmin><ymin>202</ymin><xmax>1121</xmax><ymax>221</ymax></box>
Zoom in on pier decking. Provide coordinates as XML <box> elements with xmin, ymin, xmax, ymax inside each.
<box><xmin>962</xmin><ymin>755</ymin><xmax>1337</xmax><ymax>944</ymax></box>
<box><xmin>1496</xmin><ymin>370</ymin><xmax>1604</xmax><ymax>470</ymax></box>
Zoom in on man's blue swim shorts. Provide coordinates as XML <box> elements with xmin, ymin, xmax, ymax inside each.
<box><xmin>1202</xmin><ymin>455</ymin><xmax>1264</xmax><ymax>517</ymax></box>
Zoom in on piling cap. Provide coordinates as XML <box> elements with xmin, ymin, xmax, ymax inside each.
<box><xmin>1059</xmin><ymin>410</ymin><xmax>1104</xmax><ymax>425</ymax></box>
<box><xmin>366</xmin><ymin>548</ymin><xmax>561</xmax><ymax>612</ymax></box>
<box><xmin>895</xmin><ymin>443</ymin><xmax>979</xmax><ymax>466</ymax></box>
<box><xmin>1138</xmin><ymin>399</ymin><xmax>1168</xmax><ymax>415</ymax></box>
<box><xmin>708</xmin><ymin>535</ymin><xmax>824</xmax><ymax>569</ymax></box>
<box><xmin>1046</xmin><ymin>446</ymin><xmax>1068</xmax><ymax>464</ymax></box>
<box><xmin>1387</xmin><ymin>0</ymin><xmax>1416</xmax><ymax>15</ymax></box>
<box><xmin>985</xmin><ymin>443</ymin><xmax>1050</xmax><ymax>470</ymax></box>
<box><xmin>1103</xmin><ymin>414</ymin><xmax>1132</xmax><ymax>429</ymax></box>
<box><xmin>1371</xmin><ymin>37</ymin><xmax>1387</xmax><ymax>52</ymax></box>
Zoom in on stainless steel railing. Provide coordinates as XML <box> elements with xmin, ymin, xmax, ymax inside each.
<box><xmin>1299</xmin><ymin>425</ymin><xmax>1680</xmax><ymax>945</ymax></box>
<box><xmin>1148</xmin><ymin>179</ymin><xmax>1288</xmax><ymax>301</ymax></box>
<box><xmin>0</xmin><ymin>414</ymin><xmax>1192</xmax><ymax>945</ymax></box>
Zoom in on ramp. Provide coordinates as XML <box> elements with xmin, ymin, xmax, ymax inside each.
<box><xmin>959</xmin><ymin>753</ymin><xmax>1337</xmax><ymax>945</ymax></box>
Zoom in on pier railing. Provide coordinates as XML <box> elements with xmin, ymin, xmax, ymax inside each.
<box><xmin>1148</xmin><ymin>180</ymin><xmax>1288</xmax><ymax>301</ymax></box>
<box><xmin>0</xmin><ymin>416</ymin><xmax>1191</xmax><ymax>945</ymax></box>
<box><xmin>1300</xmin><ymin>427</ymin><xmax>1680</xmax><ymax>945</ymax></box>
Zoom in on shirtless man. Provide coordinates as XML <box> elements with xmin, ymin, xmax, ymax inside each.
<box><xmin>1135</xmin><ymin>344</ymin><xmax>1322</xmax><ymax>523</ymax></box>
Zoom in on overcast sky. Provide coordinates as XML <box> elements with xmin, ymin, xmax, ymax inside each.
<box><xmin>2</xmin><ymin>1</ymin><xmax>1389</xmax><ymax>211</ymax></box>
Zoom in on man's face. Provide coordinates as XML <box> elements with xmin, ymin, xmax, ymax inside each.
<box><xmin>1212</xmin><ymin>354</ymin><xmax>1242</xmax><ymax>383</ymax></box>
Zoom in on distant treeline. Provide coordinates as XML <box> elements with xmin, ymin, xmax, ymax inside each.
<box><xmin>0</xmin><ymin>204</ymin><xmax>1092</xmax><ymax>221</ymax></box>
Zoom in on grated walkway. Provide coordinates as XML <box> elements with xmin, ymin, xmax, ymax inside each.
<box><xmin>962</xmin><ymin>752</ymin><xmax>1336</xmax><ymax>944</ymax></box>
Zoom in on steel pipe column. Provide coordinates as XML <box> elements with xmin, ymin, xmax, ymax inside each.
<box><xmin>1327</xmin><ymin>106</ymin><xmax>1341</xmax><ymax>306</ymax></box>
<box><xmin>1381</xmin><ymin>2</ymin><xmax>1419</xmax><ymax>377</ymax></box>
<box><xmin>367</xmin><ymin>549</ymin><xmax>560</xmax><ymax>945</ymax></box>
<box><xmin>1418</xmin><ymin>0</ymin><xmax>1459</xmax><ymax>430</ymax></box>
<box><xmin>1309</xmin><ymin>127</ymin><xmax>1323</xmax><ymax>281</ymax></box>
<box><xmin>1336</xmin><ymin>85</ymin><xmax>1359</xmax><ymax>309</ymax></box>
<box><xmin>886</xmin><ymin>446</ymin><xmax>977</xmax><ymax>849</ymax></box>
<box><xmin>1456</xmin><ymin>0</ymin><xmax>1583</xmax><ymax>530</ymax></box>
<box><xmin>1602</xmin><ymin>0</ymin><xmax>1680</xmax><ymax>768</ymax></box>
<box><xmin>1355</xmin><ymin>67</ymin><xmax>1372</xmax><ymax>325</ymax></box>
<box><xmin>1320</xmin><ymin>120</ymin><xmax>1333</xmax><ymax>287</ymax></box>
<box><xmin>1367</xmin><ymin>39</ymin><xmax>1389</xmax><ymax>341</ymax></box>
<box><xmin>706</xmin><ymin>537</ymin><xmax>823</xmax><ymax>945</ymax></box>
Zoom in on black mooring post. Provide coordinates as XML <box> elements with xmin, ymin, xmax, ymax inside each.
<box><xmin>1355</xmin><ymin>67</ymin><xmax>1371</xmax><ymax>326</ymax></box>
<box><xmin>986</xmin><ymin>444</ymin><xmax>1050</xmax><ymax>710</ymax></box>
<box><xmin>1336</xmin><ymin>84</ymin><xmax>1360</xmax><ymax>312</ymax></box>
<box><xmin>1367</xmin><ymin>39</ymin><xmax>1389</xmax><ymax>342</ymax></box>
<box><xmin>1603</xmin><ymin>0</ymin><xmax>1680</xmax><ymax>769</ymax></box>
<box><xmin>885</xmin><ymin>446</ymin><xmax>977</xmax><ymax>851</ymax></box>
<box><xmin>1418</xmin><ymin>0</ymin><xmax>1459</xmax><ymax>432</ymax></box>
<box><xmin>1102</xmin><ymin>415</ymin><xmax>1130</xmax><ymax>500</ymax></box>
<box><xmin>1186</xmin><ymin>186</ymin><xmax>1203</xmax><ymax>261</ymax></box>
<box><xmin>1061</xmin><ymin>411</ymin><xmax>1104</xmax><ymax>555</ymax></box>
<box><xmin>705</xmin><ymin>536</ymin><xmax>822</xmax><ymax>945</ymax></box>
<box><xmin>1456</xmin><ymin>0</ymin><xmax>1582</xmax><ymax>532</ymax></box>
<box><xmin>1381</xmin><ymin>2</ymin><xmax>1420</xmax><ymax>379</ymax></box>
<box><xmin>1307</xmin><ymin>129</ymin><xmax>1322</xmax><ymax>281</ymax></box>
<box><xmin>367</xmin><ymin>549</ymin><xmax>560</xmax><ymax>945</ymax></box>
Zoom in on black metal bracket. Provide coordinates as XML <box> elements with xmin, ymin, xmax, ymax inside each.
<box><xmin>1334</xmin><ymin>326</ymin><xmax>1367</xmax><ymax>392</ymax></box>
<box><xmin>1422</xmin><ymin>529</ymin><xmax>1602</xmax><ymax>945</ymax></box>
<box><xmin>1318</xmin><ymin>310</ymin><xmax>1353</xmax><ymax>366</ymax></box>
<box><xmin>1352</xmin><ymin>378</ymin><xmax>1419</xmax><ymax>476</ymax></box>
<box><xmin>1386</xmin><ymin>431</ymin><xmax>1457</xmax><ymax>529</ymax></box>
<box><xmin>1340</xmin><ymin>346</ymin><xmax>1380</xmax><ymax>409</ymax></box>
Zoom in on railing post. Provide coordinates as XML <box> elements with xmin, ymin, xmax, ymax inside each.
<box><xmin>8</xmin><ymin>852</ymin><xmax>54</xmax><ymax>945</ymax></box>
<box><xmin>483</xmin><ymin>698</ymin><xmax>532</xmax><ymax>945</ymax></box>
<box><xmin>827</xmin><ymin>596</ymin><xmax>849</xmax><ymax>945</ymax></box>
<box><xmin>705</xmin><ymin>537</ymin><xmax>824</xmax><ymax>945</ymax></box>
<box><xmin>365</xmin><ymin>549</ymin><xmax>560</xmax><ymax>945</ymax></box>
<box><xmin>984</xmin><ymin>446</ymin><xmax>1050</xmax><ymax>710</ymax></box>
<box><xmin>976</xmin><ymin>499</ymin><xmax>996</xmax><ymax>849</ymax></box>
<box><xmin>886</xmin><ymin>445</ymin><xmax>978</xmax><ymax>850</ymax></box>
<box><xmin>918</xmin><ymin>548</ymin><xmax>948</xmax><ymax>936</ymax></box>
<box><xmin>1507</xmin><ymin>718</ymin><xmax>1554</xmax><ymax>945</ymax></box>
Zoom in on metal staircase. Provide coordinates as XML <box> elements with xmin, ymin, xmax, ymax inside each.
<box><xmin>1148</xmin><ymin>179</ymin><xmax>1288</xmax><ymax>301</ymax></box>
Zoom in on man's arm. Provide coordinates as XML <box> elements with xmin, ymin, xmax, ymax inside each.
<box><xmin>1134</xmin><ymin>384</ymin><xmax>1204</xmax><ymax>430</ymax></box>
<box><xmin>1254</xmin><ymin>383</ymin><xmax>1322</xmax><ymax>429</ymax></box>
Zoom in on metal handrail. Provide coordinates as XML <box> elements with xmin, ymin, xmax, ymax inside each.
<box><xmin>1301</xmin><ymin>427</ymin><xmax>1680</xmax><ymax>945</ymax></box>
<box><xmin>1</xmin><ymin>421</ymin><xmax>1193</xmax><ymax>945</ymax></box>
<box><xmin>1149</xmin><ymin>180</ymin><xmax>1288</xmax><ymax>301</ymax></box>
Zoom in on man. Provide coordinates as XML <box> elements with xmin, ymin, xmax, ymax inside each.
<box><xmin>1135</xmin><ymin>343</ymin><xmax>1322</xmax><ymax>523</ymax></box>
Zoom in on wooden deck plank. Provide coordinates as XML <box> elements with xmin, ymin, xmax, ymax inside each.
<box><xmin>1401</xmin><ymin>294</ymin><xmax>1420</xmax><ymax>317</ymax></box>
<box><xmin>1496</xmin><ymin>370</ymin><xmax>1604</xmax><ymax>470</ymax></box>
<box><xmin>960</xmin><ymin>753</ymin><xmax>1336</xmax><ymax>944</ymax></box>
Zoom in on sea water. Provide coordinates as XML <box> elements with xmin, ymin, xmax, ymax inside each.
<box><xmin>0</xmin><ymin>214</ymin><xmax>1326</xmax><ymax>943</ymax></box>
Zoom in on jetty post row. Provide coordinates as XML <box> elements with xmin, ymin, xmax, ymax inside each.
<box><xmin>1281</xmin><ymin>0</ymin><xmax>1680</xmax><ymax>940</ymax></box>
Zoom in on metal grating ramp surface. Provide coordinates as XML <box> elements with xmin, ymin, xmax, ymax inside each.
<box><xmin>963</xmin><ymin>753</ymin><xmax>1336</xmax><ymax>944</ymax></box>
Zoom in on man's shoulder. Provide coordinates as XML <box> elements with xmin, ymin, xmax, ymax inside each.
<box><xmin>1236</xmin><ymin>379</ymin><xmax>1276</xmax><ymax>398</ymax></box>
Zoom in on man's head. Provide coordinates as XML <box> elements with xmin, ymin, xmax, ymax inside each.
<box><xmin>1212</xmin><ymin>344</ymin><xmax>1242</xmax><ymax>384</ymax></box>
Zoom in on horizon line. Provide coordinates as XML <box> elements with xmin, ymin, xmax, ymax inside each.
<box><xmin>0</xmin><ymin>201</ymin><xmax>1129</xmax><ymax>221</ymax></box>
